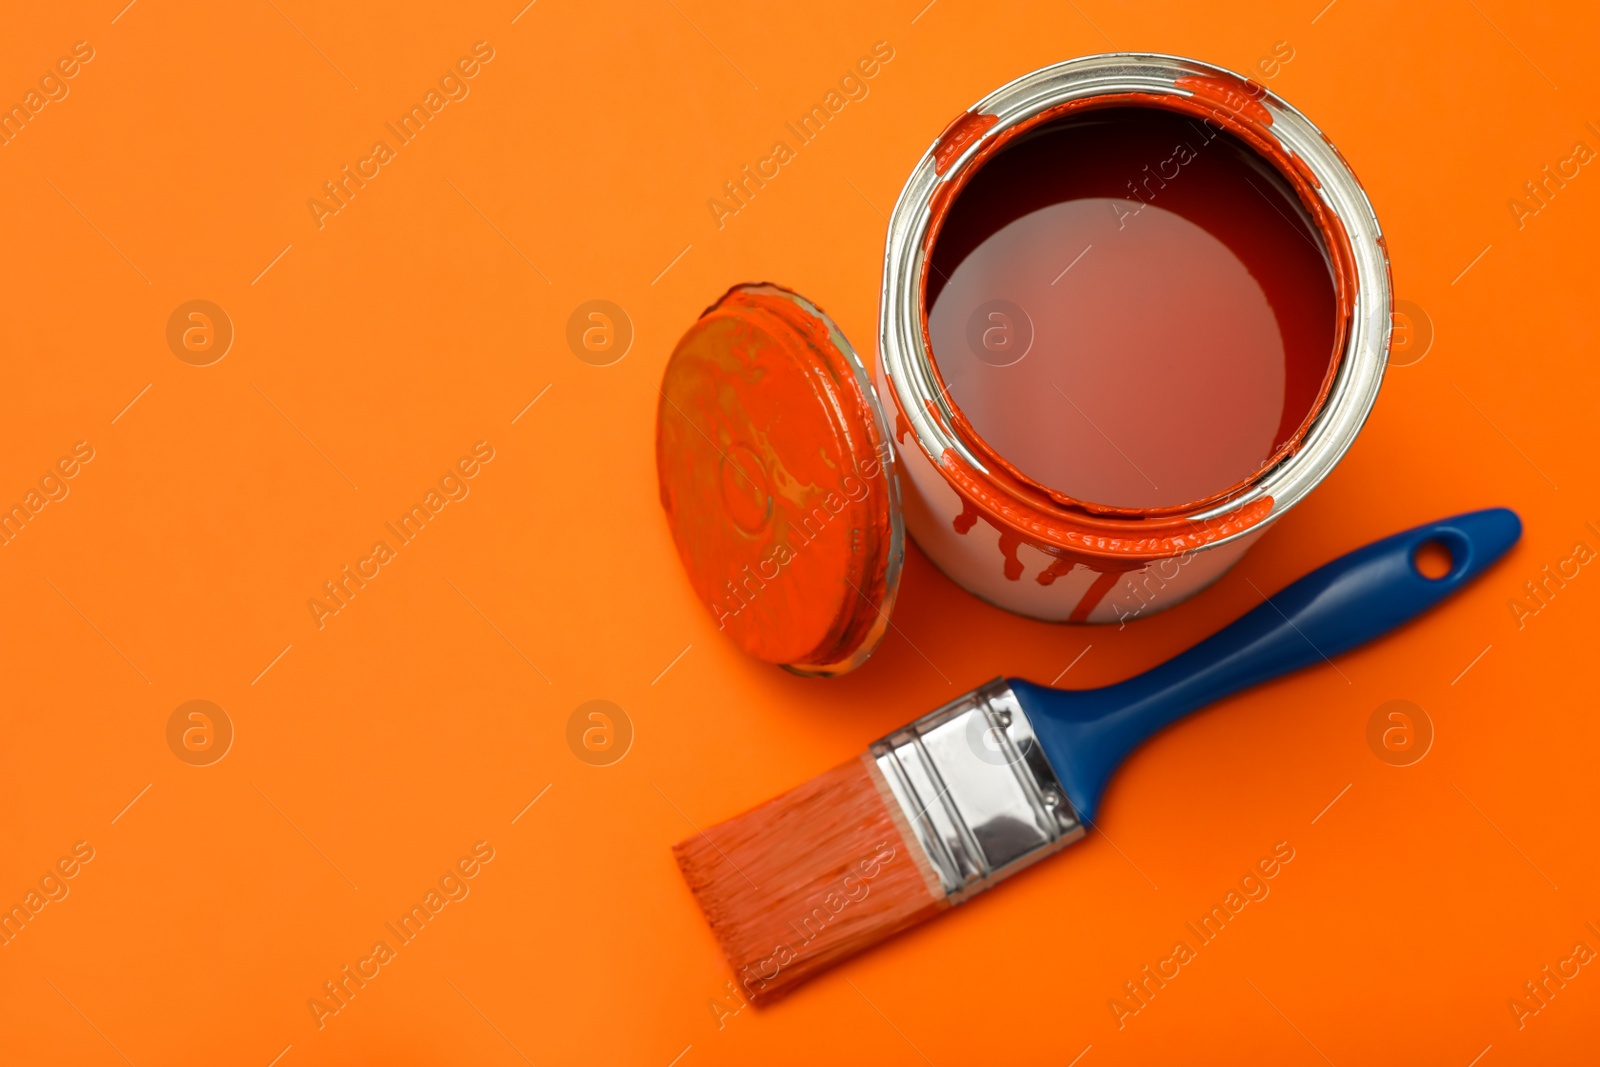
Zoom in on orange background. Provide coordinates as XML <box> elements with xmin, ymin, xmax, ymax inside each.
<box><xmin>2</xmin><ymin>1</ymin><xmax>1597</xmax><ymax>1063</ymax></box>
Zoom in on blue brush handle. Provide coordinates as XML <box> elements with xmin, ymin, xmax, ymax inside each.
<box><xmin>1010</xmin><ymin>508</ymin><xmax>1521</xmax><ymax>822</ymax></box>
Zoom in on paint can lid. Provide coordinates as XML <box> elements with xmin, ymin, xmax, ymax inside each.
<box><xmin>656</xmin><ymin>283</ymin><xmax>904</xmax><ymax>676</ymax></box>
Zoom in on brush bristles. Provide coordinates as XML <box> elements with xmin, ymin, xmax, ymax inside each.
<box><xmin>673</xmin><ymin>753</ymin><xmax>946</xmax><ymax>1004</ymax></box>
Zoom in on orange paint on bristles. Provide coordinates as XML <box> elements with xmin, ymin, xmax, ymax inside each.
<box><xmin>672</xmin><ymin>755</ymin><xmax>945</xmax><ymax>1005</ymax></box>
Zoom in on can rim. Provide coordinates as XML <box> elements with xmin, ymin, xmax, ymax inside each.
<box><xmin>878</xmin><ymin>52</ymin><xmax>1392</xmax><ymax>557</ymax></box>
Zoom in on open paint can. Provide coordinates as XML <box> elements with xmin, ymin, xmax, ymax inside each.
<box><xmin>656</xmin><ymin>53</ymin><xmax>1390</xmax><ymax>675</ymax></box>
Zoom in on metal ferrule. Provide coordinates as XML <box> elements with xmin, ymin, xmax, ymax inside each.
<box><xmin>871</xmin><ymin>679</ymin><xmax>1084</xmax><ymax>903</ymax></box>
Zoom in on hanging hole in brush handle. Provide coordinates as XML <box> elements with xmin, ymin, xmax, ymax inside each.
<box><xmin>1411</xmin><ymin>537</ymin><xmax>1456</xmax><ymax>580</ymax></box>
<box><xmin>1013</xmin><ymin>508</ymin><xmax>1523</xmax><ymax>821</ymax></box>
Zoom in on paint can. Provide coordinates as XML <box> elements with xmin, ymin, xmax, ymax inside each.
<box><xmin>656</xmin><ymin>53</ymin><xmax>1389</xmax><ymax>673</ymax></box>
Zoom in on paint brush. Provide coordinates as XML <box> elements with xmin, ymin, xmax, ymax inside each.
<box><xmin>674</xmin><ymin>508</ymin><xmax>1520</xmax><ymax>1003</ymax></box>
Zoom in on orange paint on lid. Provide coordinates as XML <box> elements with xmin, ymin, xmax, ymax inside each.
<box><xmin>656</xmin><ymin>285</ymin><xmax>904</xmax><ymax>675</ymax></box>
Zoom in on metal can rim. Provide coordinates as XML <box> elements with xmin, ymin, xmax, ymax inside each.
<box><xmin>878</xmin><ymin>52</ymin><xmax>1392</xmax><ymax>557</ymax></box>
